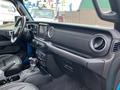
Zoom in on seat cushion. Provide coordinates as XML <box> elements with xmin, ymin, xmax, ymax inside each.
<box><xmin>0</xmin><ymin>54</ymin><xmax>22</xmax><ymax>76</ymax></box>
<box><xmin>0</xmin><ymin>82</ymin><xmax>39</xmax><ymax>90</ymax></box>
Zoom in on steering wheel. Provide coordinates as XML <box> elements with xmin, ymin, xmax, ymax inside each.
<box><xmin>10</xmin><ymin>16</ymin><xmax>26</xmax><ymax>43</ymax></box>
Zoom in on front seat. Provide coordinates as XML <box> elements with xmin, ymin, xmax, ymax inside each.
<box><xmin>0</xmin><ymin>82</ymin><xmax>39</xmax><ymax>90</ymax></box>
<box><xmin>0</xmin><ymin>54</ymin><xmax>22</xmax><ymax>76</ymax></box>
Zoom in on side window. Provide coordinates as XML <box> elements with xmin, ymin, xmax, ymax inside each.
<box><xmin>0</xmin><ymin>0</ymin><xmax>19</xmax><ymax>30</ymax></box>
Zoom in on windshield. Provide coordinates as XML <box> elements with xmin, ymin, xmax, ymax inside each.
<box><xmin>23</xmin><ymin>0</ymin><xmax>113</xmax><ymax>28</ymax></box>
<box><xmin>31</xmin><ymin>8</ymin><xmax>54</xmax><ymax>19</ymax></box>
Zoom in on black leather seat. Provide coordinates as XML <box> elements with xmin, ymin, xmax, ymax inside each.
<box><xmin>0</xmin><ymin>54</ymin><xmax>22</xmax><ymax>76</ymax></box>
<box><xmin>0</xmin><ymin>55</ymin><xmax>39</xmax><ymax>90</ymax></box>
<box><xmin>0</xmin><ymin>82</ymin><xmax>39</xmax><ymax>90</ymax></box>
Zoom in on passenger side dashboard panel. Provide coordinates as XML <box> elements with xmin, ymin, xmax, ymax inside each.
<box><xmin>48</xmin><ymin>25</ymin><xmax>112</xmax><ymax>58</ymax></box>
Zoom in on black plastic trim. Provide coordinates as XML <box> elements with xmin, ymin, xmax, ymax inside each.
<box><xmin>34</xmin><ymin>37</ymin><xmax>105</xmax><ymax>76</ymax></box>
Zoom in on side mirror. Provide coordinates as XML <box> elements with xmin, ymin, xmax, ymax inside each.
<box><xmin>92</xmin><ymin>0</ymin><xmax>119</xmax><ymax>23</ymax></box>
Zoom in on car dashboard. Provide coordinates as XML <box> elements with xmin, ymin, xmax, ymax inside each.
<box><xmin>24</xmin><ymin>21</ymin><xmax>120</xmax><ymax>90</ymax></box>
<box><xmin>25</xmin><ymin>21</ymin><xmax>120</xmax><ymax>90</ymax></box>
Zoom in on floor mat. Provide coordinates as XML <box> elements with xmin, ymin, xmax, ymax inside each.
<box><xmin>39</xmin><ymin>75</ymin><xmax>88</xmax><ymax>90</ymax></box>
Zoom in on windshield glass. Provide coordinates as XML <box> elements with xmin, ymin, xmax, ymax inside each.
<box><xmin>31</xmin><ymin>8</ymin><xmax>54</xmax><ymax>19</ymax></box>
<box><xmin>23</xmin><ymin>0</ymin><xmax>113</xmax><ymax>28</ymax></box>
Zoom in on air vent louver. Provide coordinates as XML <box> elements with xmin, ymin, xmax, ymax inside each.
<box><xmin>47</xmin><ymin>26</ymin><xmax>55</xmax><ymax>38</ymax></box>
<box><xmin>93</xmin><ymin>37</ymin><xmax>105</xmax><ymax>50</ymax></box>
<box><xmin>113</xmin><ymin>42</ymin><xmax>120</xmax><ymax>52</ymax></box>
<box><xmin>90</xmin><ymin>34</ymin><xmax>107</xmax><ymax>53</ymax></box>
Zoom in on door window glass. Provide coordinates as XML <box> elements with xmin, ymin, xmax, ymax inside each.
<box><xmin>0</xmin><ymin>0</ymin><xmax>20</xmax><ymax>30</ymax></box>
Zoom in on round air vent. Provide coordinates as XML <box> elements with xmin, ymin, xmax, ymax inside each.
<box><xmin>47</xmin><ymin>26</ymin><xmax>55</xmax><ymax>38</ymax></box>
<box><xmin>90</xmin><ymin>34</ymin><xmax>107</xmax><ymax>52</ymax></box>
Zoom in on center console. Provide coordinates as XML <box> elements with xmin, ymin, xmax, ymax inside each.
<box><xmin>20</xmin><ymin>67</ymin><xmax>40</xmax><ymax>82</ymax></box>
<box><xmin>29</xmin><ymin>23</ymin><xmax>49</xmax><ymax>71</ymax></box>
<box><xmin>0</xmin><ymin>57</ymin><xmax>41</xmax><ymax>86</ymax></box>
<box><xmin>27</xmin><ymin>22</ymin><xmax>63</xmax><ymax>78</ymax></box>
<box><xmin>19</xmin><ymin>57</ymin><xmax>41</xmax><ymax>81</ymax></box>
<box><xmin>32</xmin><ymin>39</ymin><xmax>49</xmax><ymax>73</ymax></box>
